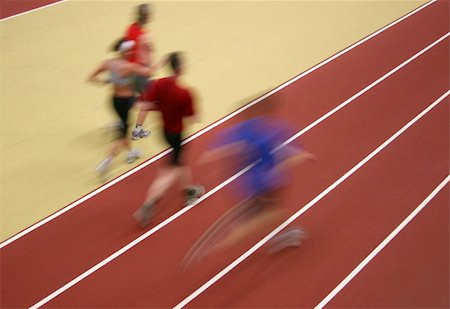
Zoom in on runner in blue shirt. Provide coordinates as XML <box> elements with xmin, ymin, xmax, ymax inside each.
<box><xmin>183</xmin><ymin>99</ymin><xmax>316</xmax><ymax>269</ymax></box>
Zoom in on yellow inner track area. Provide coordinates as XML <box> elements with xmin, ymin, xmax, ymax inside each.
<box><xmin>0</xmin><ymin>0</ymin><xmax>426</xmax><ymax>241</ymax></box>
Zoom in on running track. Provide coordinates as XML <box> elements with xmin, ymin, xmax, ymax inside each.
<box><xmin>0</xmin><ymin>0</ymin><xmax>63</xmax><ymax>20</ymax></box>
<box><xmin>1</xmin><ymin>1</ymin><xmax>449</xmax><ymax>308</ymax></box>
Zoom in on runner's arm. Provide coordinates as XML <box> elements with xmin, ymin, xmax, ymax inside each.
<box><xmin>129</xmin><ymin>63</ymin><xmax>153</xmax><ymax>77</ymax></box>
<box><xmin>151</xmin><ymin>55</ymin><xmax>170</xmax><ymax>72</ymax></box>
<box><xmin>198</xmin><ymin>142</ymin><xmax>244</xmax><ymax>165</ymax></box>
<box><xmin>277</xmin><ymin>147</ymin><xmax>316</xmax><ymax>172</ymax></box>
<box><xmin>87</xmin><ymin>61</ymin><xmax>109</xmax><ymax>85</ymax></box>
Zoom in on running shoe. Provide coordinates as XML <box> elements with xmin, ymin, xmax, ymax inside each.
<box><xmin>267</xmin><ymin>227</ymin><xmax>308</xmax><ymax>254</ymax></box>
<box><xmin>127</xmin><ymin>149</ymin><xmax>142</xmax><ymax>164</ymax></box>
<box><xmin>131</xmin><ymin>128</ymin><xmax>151</xmax><ymax>140</ymax></box>
<box><xmin>133</xmin><ymin>199</ymin><xmax>157</xmax><ymax>228</ymax></box>
<box><xmin>95</xmin><ymin>157</ymin><xmax>112</xmax><ymax>181</ymax></box>
<box><xmin>184</xmin><ymin>185</ymin><xmax>205</xmax><ymax>206</ymax></box>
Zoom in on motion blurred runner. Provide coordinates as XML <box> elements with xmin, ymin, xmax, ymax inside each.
<box><xmin>88</xmin><ymin>38</ymin><xmax>153</xmax><ymax>180</ymax></box>
<box><xmin>124</xmin><ymin>3</ymin><xmax>164</xmax><ymax>140</ymax></box>
<box><xmin>133</xmin><ymin>52</ymin><xmax>204</xmax><ymax>227</ymax></box>
<box><xmin>183</xmin><ymin>97</ymin><xmax>315</xmax><ymax>268</ymax></box>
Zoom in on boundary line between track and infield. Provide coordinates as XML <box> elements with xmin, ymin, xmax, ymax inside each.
<box><xmin>29</xmin><ymin>38</ymin><xmax>449</xmax><ymax>309</ymax></box>
<box><xmin>0</xmin><ymin>0</ymin><xmax>438</xmax><ymax>249</ymax></box>
<box><xmin>0</xmin><ymin>0</ymin><xmax>68</xmax><ymax>21</ymax></box>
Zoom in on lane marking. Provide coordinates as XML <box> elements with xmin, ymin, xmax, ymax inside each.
<box><xmin>0</xmin><ymin>0</ymin><xmax>68</xmax><ymax>21</ymax></box>
<box><xmin>0</xmin><ymin>0</ymin><xmax>440</xmax><ymax>248</ymax></box>
<box><xmin>173</xmin><ymin>90</ymin><xmax>450</xmax><ymax>309</ymax></box>
<box><xmin>315</xmin><ymin>174</ymin><xmax>450</xmax><ymax>309</ymax></box>
<box><xmin>29</xmin><ymin>43</ymin><xmax>450</xmax><ymax>307</ymax></box>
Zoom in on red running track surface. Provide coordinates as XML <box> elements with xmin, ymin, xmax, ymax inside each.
<box><xmin>327</xmin><ymin>186</ymin><xmax>449</xmax><ymax>308</ymax></box>
<box><xmin>0</xmin><ymin>0</ymin><xmax>63</xmax><ymax>19</ymax></box>
<box><xmin>1</xmin><ymin>1</ymin><xmax>448</xmax><ymax>308</ymax></box>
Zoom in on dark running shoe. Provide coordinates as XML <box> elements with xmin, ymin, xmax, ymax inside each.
<box><xmin>184</xmin><ymin>185</ymin><xmax>205</xmax><ymax>206</ymax></box>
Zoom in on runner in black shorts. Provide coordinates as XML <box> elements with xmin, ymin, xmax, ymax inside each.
<box><xmin>163</xmin><ymin>130</ymin><xmax>182</xmax><ymax>165</ymax></box>
<box><xmin>88</xmin><ymin>38</ymin><xmax>153</xmax><ymax>180</ymax></box>
<box><xmin>133</xmin><ymin>52</ymin><xmax>204</xmax><ymax>227</ymax></box>
<box><xmin>113</xmin><ymin>96</ymin><xmax>135</xmax><ymax>139</ymax></box>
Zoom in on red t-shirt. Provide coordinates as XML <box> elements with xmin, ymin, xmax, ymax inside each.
<box><xmin>143</xmin><ymin>77</ymin><xmax>195</xmax><ymax>133</ymax></box>
<box><xmin>125</xmin><ymin>23</ymin><xmax>150</xmax><ymax>65</ymax></box>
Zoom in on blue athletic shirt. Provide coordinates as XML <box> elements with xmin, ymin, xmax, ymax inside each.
<box><xmin>215</xmin><ymin>116</ymin><xmax>301</xmax><ymax>199</ymax></box>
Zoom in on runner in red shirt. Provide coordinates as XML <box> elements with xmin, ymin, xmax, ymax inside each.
<box><xmin>133</xmin><ymin>52</ymin><xmax>204</xmax><ymax>228</ymax></box>
<box><xmin>124</xmin><ymin>3</ymin><xmax>158</xmax><ymax>140</ymax></box>
<box><xmin>125</xmin><ymin>4</ymin><xmax>152</xmax><ymax>72</ymax></box>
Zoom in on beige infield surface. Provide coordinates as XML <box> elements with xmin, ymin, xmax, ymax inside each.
<box><xmin>0</xmin><ymin>0</ymin><xmax>426</xmax><ymax>241</ymax></box>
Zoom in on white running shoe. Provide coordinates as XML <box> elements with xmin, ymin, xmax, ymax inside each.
<box><xmin>127</xmin><ymin>149</ymin><xmax>141</xmax><ymax>164</ymax></box>
<box><xmin>96</xmin><ymin>157</ymin><xmax>112</xmax><ymax>181</ymax></box>
<box><xmin>131</xmin><ymin>128</ymin><xmax>151</xmax><ymax>140</ymax></box>
<box><xmin>267</xmin><ymin>227</ymin><xmax>308</xmax><ymax>254</ymax></box>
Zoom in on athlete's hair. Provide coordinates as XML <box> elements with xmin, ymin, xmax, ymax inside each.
<box><xmin>168</xmin><ymin>52</ymin><xmax>182</xmax><ymax>74</ymax></box>
<box><xmin>137</xmin><ymin>3</ymin><xmax>150</xmax><ymax>22</ymax></box>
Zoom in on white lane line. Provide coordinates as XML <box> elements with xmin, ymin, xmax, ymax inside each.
<box><xmin>173</xmin><ymin>90</ymin><xmax>450</xmax><ymax>309</ymax></box>
<box><xmin>274</xmin><ymin>33</ymin><xmax>449</xmax><ymax>152</ymax></box>
<box><xmin>0</xmin><ymin>0</ymin><xmax>437</xmax><ymax>248</ymax></box>
<box><xmin>29</xmin><ymin>165</ymin><xmax>252</xmax><ymax>309</ymax></box>
<box><xmin>28</xmin><ymin>41</ymin><xmax>450</xmax><ymax>309</ymax></box>
<box><xmin>0</xmin><ymin>0</ymin><xmax>69</xmax><ymax>21</ymax></box>
<box><xmin>315</xmin><ymin>174</ymin><xmax>450</xmax><ymax>309</ymax></box>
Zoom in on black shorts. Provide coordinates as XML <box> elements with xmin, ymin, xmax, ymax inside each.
<box><xmin>112</xmin><ymin>96</ymin><xmax>135</xmax><ymax>138</ymax></box>
<box><xmin>163</xmin><ymin>130</ymin><xmax>183</xmax><ymax>165</ymax></box>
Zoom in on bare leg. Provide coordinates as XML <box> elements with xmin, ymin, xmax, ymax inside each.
<box><xmin>215</xmin><ymin>209</ymin><xmax>284</xmax><ymax>250</ymax></box>
<box><xmin>182</xmin><ymin>198</ymin><xmax>253</xmax><ymax>269</ymax></box>
<box><xmin>133</xmin><ymin>166</ymin><xmax>184</xmax><ymax>227</ymax></box>
<box><xmin>145</xmin><ymin>166</ymin><xmax>183</xmax><ymax>201</ymax></box>
<box><xmin>108</xmin><ymin>138</ymin><xmax>128</xmax><ymax>157</ymax></box>
<box><xmin>136</xmin><ymin>108</ymin><xmax>149</xmax><ymax>128</ymax></box>
<box><xmin>132</xmin><ymin>105</ymin><xmax>151</xmax><ymax>139</ymax></box>
<box><xmin>123</xmin><ymin>138</ymin><xmax>132</xmax><ymax>151</ymax></box>
<box><xmin>178</xmin><ymin>166</ymin><xmax>193</xmax><ymax>189</ymax></box>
